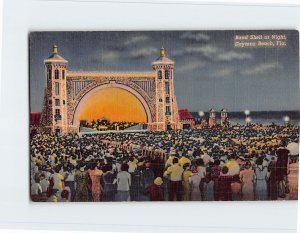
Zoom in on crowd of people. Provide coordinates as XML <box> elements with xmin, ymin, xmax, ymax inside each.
<box><xmin>81</xmin><ymin>119</ymin><xmax>139</xmax><ymax>131</ymax></box>
<box><xmin>30</xmin><ymin>123</ymin><xmax>299</xmax><ymax>202</ymax></box>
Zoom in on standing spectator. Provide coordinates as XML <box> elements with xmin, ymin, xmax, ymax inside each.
<box><xmin>128</xmin><ymin>157</ymin><xmax>137</xmax><ymax>173</ymax></box>
<box><xmin>231</xmin><ymin>175</ymin><xmax>242</xmax><ymax>201</ymax></box>
<box><xmin>64</xmin><ymin>166</ymin><xmax>75</xmax><ymax>201</ymax></box>
<box><xmin>31</xmin><ymin>177</ymin><xmax>42</xmax><ymax>202</ymax></box>
<box><xmin>130</xmin><ymin>169</ymin><xmax>140</xmax><ymax>201</ymax></box>
<box><xmin>182</xmin><ymin>163</ymin><xmax>192</xmax><ymax>201</ymax></box>
<box><xmin>140</xmin><ymin>162</ymin><xmax>155</xmax><ymax>190</ymax></box>
<box><xmin>39</xmin><ymin>173</ymin><xmax>49</xmax><ymax>195</ymax></box>
<box><xmin>74</xmin><ymin>162</ymin><xmax>89</xmax><ymax>202</ymax></box>
<box><xmin>211</xmin><ymin>159</ymin><xmax>222</xmax><ymax>201</ymax></box>
<box><xmin>144</xmin><ymin>177</ymin><xmax>164</xmax><ymax>201</ymax></box>
<box><xmin>50</xmin><ymin>165</ymin><xmax>64</xmax><ymax>198</ymax></box>
<box><xmin>267</xmin><ymin>159</ymin><xmax>278</xmax><ymax>200</ymax></box>
<box><xmin>163</xmin><ymin>157</ymin><xmax>184</xmax><ymax>201</ymax></box>
<box><xmin>275</xmin><ymin>140</ymin><xmax>290</xmax><ymax>198</ymax></box>
<box><xmin>115</xmin><ymin>163</ymin><xmax>131</xmax><ymax>201</ymax></box>
<box><xmin>196</xmin><ymin>158</ymin><xmax>206</xmax><ymax>180</ymax></box>
<box><xmin>115</xmin><ymin>159</ymin><xmax>122</xmax><ymax>173</ymax></box>
<box><xmin>218</xmin><ymin>166</ymin><xmax>232</xmax><ymax>201</ymax></box>
<box><xmin>202</xmin><ymin>173</ymin><xmax>214</xmax><ymax>201</ymax></box>
<box><xmin>88</xmin><ymin>161</ymin><xmax>103</xmax><ymax>202</ymax></box>
<box><xmin>151</xmin><ymin>155</ymin><xmax>164</xmax><ymax>177</ymax></box>
<box><xmin>240</xmin><ymin>161</ymin><xmax>255</xmax><ymax>201</ymax></box>
<box><xmin>254</xmin><ymin>157</ymin><xmax>268</xmax><ymax>200</ymax></box>
<box><xmin>189</xmin><ymin>168</ymin><xmax>202</xmax><ymax>201</ymax></box>
<box><xmin>102</xmin><ymin>164</ymin><xmax>117</xmax><ymax>202</ymax></box>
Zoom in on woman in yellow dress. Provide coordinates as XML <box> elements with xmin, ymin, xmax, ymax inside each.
<box><xmin>182</xmin><ymin>163</ymin><xmax>192</xmax><ymax>201</ymax></box>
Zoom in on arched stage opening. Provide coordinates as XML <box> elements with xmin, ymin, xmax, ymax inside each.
<box><xmin>72</xmin><ymin>82</ymin><xmax>152</xmax><ymax>126</ymax></box>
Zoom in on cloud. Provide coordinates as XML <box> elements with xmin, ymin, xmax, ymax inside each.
<box><xmin>212</xmin><ymin>68</ymin><xmax>235</xmax><ymax>77</ymax></box>
<box><xmin>241</xmin><ymin>63</ymin><xmax>283</xmax><ymax>76</ymax></box>
<box><xmin>90</xmin><ymin>50</ymin><xmax>120</xmax><ymax>63</ymax></box>
<box><xmin>180</xmin><ymin>32</ymin><xmax>210</xmax><ymax>41</ymax></box>
<box><xmin>174</xmin><ymin>45</ymin><xmax>252</xmax><ymax>62</ymax></box>
<box><xmin>103</xmin><ymin>51</ymin><xmax>120</xmax><ymax>61</ymax></box>
<box><xmin>130</xmin><ymin>47</ymin><xmax>158</xmax><ymax>59</ymax></box>
<box><xmin>186</xmin><ymin>45</ymin><xmax>218</xmax><ymax>57</ymax></box>
<box><xmin>216</xmin><ymin>51</ymin><xmax>252</xmax><ymax>61</ymax></box>
<box><xmin>176</xmin><ymin>61</ymin><xmax>206</xmax><ymax>72</ymax></box>
<box><xmin>173</xmin><ymin>45</ymin><xmax>217</xmax><ymax>57</ymax></box>
<box><xmin>124</xmin><ymin>35</ymin><xmax>149</xmax><ymax>46</ymax></box>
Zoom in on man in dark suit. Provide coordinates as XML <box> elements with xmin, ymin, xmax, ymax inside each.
<box><xmin>275</xmin><ymin>140</ymin><xmax>290</xmax><ymax>198</ymax></box>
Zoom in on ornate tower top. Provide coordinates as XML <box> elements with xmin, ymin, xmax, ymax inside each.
<box><xmin>152</xmin><ymin>47</ymin><xmax>174</xmax><ymax>67</ymax></box>
<box><xmin>53</xmin><ymin>45</ymin><xmax>58</xmax><ymax>54</ymax></box>
<box><xmin>160</xmin><ymin>47</ymin><xmax>165</xmax><ymax>57</ymax></box>
<box><xmin>44</xmin><ymin>45</ymin><xmax>68</xmax><ymax>64</ymax></box>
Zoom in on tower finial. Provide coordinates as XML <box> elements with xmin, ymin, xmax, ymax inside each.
<box><xmin>53</xmin><ymin>45</ymin><xmax>58</xmax><ymax>54</ymax></box>
<box><xmin>160</xmin><ymin>47</ymin><xmax>165</xmax><ymax>57</ymax></box>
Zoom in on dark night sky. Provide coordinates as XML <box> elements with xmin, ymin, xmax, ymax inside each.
<box><xmin>29</xmin><ymin>30</ymin><xmax>299</xmax><ymax>112</ymax></box>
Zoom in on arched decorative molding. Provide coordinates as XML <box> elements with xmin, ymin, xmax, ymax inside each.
<box><xmin>72</xmin><ymin>81</ymin><xmax>153</xmax><ymax>126</ymax></box>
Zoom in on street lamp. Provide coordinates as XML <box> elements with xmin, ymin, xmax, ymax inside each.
<box><xmin>198</xmin><ymin>111</ymin><xmax>205</xmax><ymax>117</ymax></box>
<box><xmin>198</xmin><ymin>111</ymin><xmax>205</xmax><ymax>125</ymax></box>
<box><xmin>245</xmin><ymin>116</ymin><xmax>252</xmax><ymax>125</ymax></box>
<box><xmin>283</xmin><ymin>115</ymin><xmax>290</xmax><ymax>125</ymax></box>
<box><xmin>244</xmin><ymin>109</ymin><xmax>251</xmax><ymax>126</ymax></box>
<box><xmin>244</xmin><ymin>109</ymin><xmax>251</xmax><ymax>116</ymax></box>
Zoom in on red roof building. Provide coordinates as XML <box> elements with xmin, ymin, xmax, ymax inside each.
<box><xmin>178</xmin><ymin>109</ymin><xmax>195</xmax><ymax>129</ymax></box>
<box><xmin>178</xmin><ymin>109</ymin><xmax>194</xmax><ymax>121</ymax></box>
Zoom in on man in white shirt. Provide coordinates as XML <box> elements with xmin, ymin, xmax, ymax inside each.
<box><xmin>31</xmin><ymin>178</ymin><xmax>42</xmax><ymax>195</ymax></box>
<box><xmin>64</xmin><ymin>167</ymin><xmax>75</xmax><ymax>201</ymax></box>
<box><xmin>31</xmin><ymin>177</ymin><xmax>42</xmax><ymax>201</ymax></box>
<box><xmin>39</xmin><ymin>173</ymin><xmax>49</xmax><ymax>194</ymax></box>
<box><xmin>115</xmin><ymin>164</ymin><xmax>131</xmax><ymax>201</ymax></box>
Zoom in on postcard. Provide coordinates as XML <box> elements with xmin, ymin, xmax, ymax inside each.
<box><xmin>29</xmin><ymin>30</ymin><xmax>299</xmax><ymax>202</ymax></box>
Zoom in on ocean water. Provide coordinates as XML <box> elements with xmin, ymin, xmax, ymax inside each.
<box><xmin>191</xmin><ymin>111</ymin><xmax>300</xmax><ymax>126</ymax></box>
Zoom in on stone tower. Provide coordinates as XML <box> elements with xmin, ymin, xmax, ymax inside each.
<box><xmin>40</xmin><ymin>45</ymin><xmax>68</xmax><ymax>134</ymax></box>
<box><xmin>220</xmin><ymin>108</ymin><xmax>228</xmax><ymax>126</ymax></box>
<box><xmin>150</xmin><ymin>48</ymin><xmax>179</xmax><ymax>131</ymax></box>
<box><xmin>208</xmin><ymin>108</ymin><xmax>216</xmax><ymax>127</ymax></box>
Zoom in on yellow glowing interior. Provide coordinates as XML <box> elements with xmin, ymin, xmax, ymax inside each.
<box><xmin>78</xmin><ymin>87</ymin><xmax>147</xmax><ymax>123</ymax></box>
